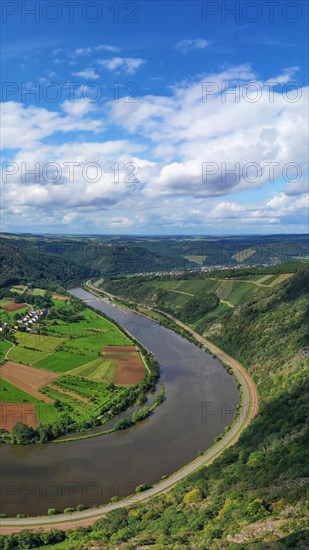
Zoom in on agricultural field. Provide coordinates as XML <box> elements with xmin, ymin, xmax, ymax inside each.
<box><xmin>232</xmin><ymin>247</ymin><xmax>256</xmax><ymax>262</ymax></box>
<box><xmin>0</xmin><ymin>378</ymin><xmax>41</xmax><ymax>403</ymax></box>
<box><xmin>0</xmin><ymin>361</ymin><xmax>59</xmax><ymax>402</ymax></box>
<box><xmin>70</xmin><ymin>357</ymin><xmax>116</xmax><ymax>383</ymax></box>
<box><xmin>0</xmin><ymin>402</ymin><xmax>38</xmax><ymax>431</ymax></box>
<box><xmin>14</xmin><ymin>332</ymin><xmax>64</xmax><ymax>352</ymax></box>
<box><xmin>35</xmin><ymin>350</ymin><xmax>94</xmax><ymax>373</ymax></box>
<box><xmin>183</xmin><ymin>254</ymin><xmax>205</xmax><ymax>265</ymax></box>
<box><xmin>0</xmin><ymin>297</ymin><xmax>146</xmax><ymax>431</ymax></box>
<box><xmin>0</xmin><ymin>299</ymin><xmax>29</xmax><ymax>323</ymax></box>
<box><xmin>7</xmin><ymin>347</ymin><xmax>51</xmax><ymax>365</ymax></box>
<box><xmin>0</xmin><ymin>340</ymin><xmax>13</xmax><ymax>362</ymax></box>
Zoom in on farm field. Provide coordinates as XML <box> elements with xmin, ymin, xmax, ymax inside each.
<box><xmin>70</xmin><ymin>357</ymin><xmax>116</xmax><ymax>383</ymax></box>
<box><xmin>0</xmin><ymin>301</ymin><xmax>29</xmax><ymax>323</ymax></box>
<box><xmin>2</xmin><ymin>302</ymin><xmax>28</xmax><ymax>312</ymax></box>
<box><xmin>7</xmin><ymin>346</ymin><xmax>51</xmax><ymax>365</ymax></box>
<box><xmin>184</xmin><ymin>254</ymin><xmax>205</xmax><ymax>265</ymax></box>
<box><xmin>0</xmin><ymin>296</ymin><xmax>146</xmax><ymax>432</ymax></box>
<box><xmin>0</xmin><ymin>361</ymin><xmax>60</xmax><ymax>401</ymax></box>
<box><xmin>103</xmin><ymin>346</ymin><xmax>145</xmax><ymax>386</ymax></box>
<box><xmin>14</xmin><ymin>332</ymin><xmax>64</xmax><ymax>352</ymax></box>
<box><xmin>0</xmin><ymin>402</ymin><xmax>38</xmax><ymax>431</ymax></box>
<box><xmin>0</xmin><ymin>340</ymin><xmax>13</xmax><ymax>362</ymax></box>
<box><xmin>35</xmin><ymin>350</ymin><xmax>94</xmax><ymax>373</ymax></box>
<box><xmin>232</xmin><ymin>248</ymin><xmax>256</xmax><ymax>262</ymax></box>
<box><xmin>0</xmin><ymin>378</ymin><xmax>41</xmax><ymax>403</ymax></box>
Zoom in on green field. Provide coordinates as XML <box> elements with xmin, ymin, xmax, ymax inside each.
<box><xmin>0</xmin><ymin>298</ymin><xmax>14</xmax><ymax>306</ymax></box>
<box><xmin>7</xmin><ymin>346</ymin><xmax>50</xmax><ymax>365</ymax></box>
<box><xmin>38</xmin><ymin>374</ymin><xmax>116</xmax><ymax>424</ymax></box>
<box><xmin>32</xmin><ymin>288</ymin><xmax>46</xmax><ymax>296</ymax></box>
<box><xmin>232</xmin><ymin>247</ymin><xmax>256</xmax><ymax>262</ymax></box>
<box><xmin>184</xmin><ymin>254</ymin><xmax>205</xmax><ymax>265</ymax></box>
<box><xmin>216</xmin><ymin>280</ymin><xmax>234</xmax><ymax>300</ymax></box>
<box><xmin>1</xmin><ymin>296</ymin><xmax>138</xmax><ymax>431</ymax></box>
<box><xmin>0</xmin><ymin>378</ymin><xmax>40</xmax><ymax>403</ymax></box>
<box><xmin>70</xmin><ymin>357</ymin><xmax>116</xmax><ymax>383</ymax></box>
<box><xmin>0</xmin><ymin>340</ymin><xmax>13</xmax><ymax>362</ymax></box>
<box><xmin>14</xmin><ymin>332</ymin><xmax>64</xmax><ymax>352</ymax></box>
<box><xmin>34</xmin><ymin>350</ymin><xmax>94</xmax><ymax>373</ymax></box>
<box><xmin>0</xmin><ymin>305</ymin><xmax>29</xmax><ymax>323</ymax></box>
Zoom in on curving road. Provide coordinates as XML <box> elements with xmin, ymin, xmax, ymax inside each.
<box><xmin>0</xmin><ymin>286</ymin><xmax>258</xmax><ymax>535</ymax></box>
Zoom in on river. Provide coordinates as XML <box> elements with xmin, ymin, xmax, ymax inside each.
<box><xmin>0</xmin><ymin>287</ymin><xmax>238</xmax><ymax>516</ymax></box>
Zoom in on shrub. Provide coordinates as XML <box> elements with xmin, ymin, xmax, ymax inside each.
<box><xmin>183</xmin><ymin>488</ymin><xmax>202</xmax><ymax>504</ymax></box>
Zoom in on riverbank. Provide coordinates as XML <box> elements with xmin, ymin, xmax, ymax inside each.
<box><xmin>0</xmin><ymin>284</ymin><xmax>258</xmax><ymax>534</ymax></box>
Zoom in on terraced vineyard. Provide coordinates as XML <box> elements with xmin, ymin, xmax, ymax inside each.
<box><xmin>101</xmin><ymin>271</ymin><xmax>295</xmax><ymax>334</ymax></box>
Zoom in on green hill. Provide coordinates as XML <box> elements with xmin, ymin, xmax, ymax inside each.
<box><xmin>0</xmin><ymin>241</ymin><xmax>94</xmax><ymax>291</ymax></box>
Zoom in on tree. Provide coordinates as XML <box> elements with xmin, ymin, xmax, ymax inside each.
<box><xmin>183</xmin><ymin>488</ymin><xmax>202</xmax><ymax>504</ymax></box>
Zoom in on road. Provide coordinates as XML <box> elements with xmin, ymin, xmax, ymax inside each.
<box><xmin>0</xmin><ymin>284</ymin><xmax>258</xmax><ymax>534</ymax></box>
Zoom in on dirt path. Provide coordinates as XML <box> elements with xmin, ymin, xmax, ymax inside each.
<box><xmin>3</xmin><ymin>340</ymin><xmax>15</xmax><ymax>360</ymax></box>
<box><xmin>168</xmin><ymin>289</ymin><xmax>194</xmax><ymax>296</ymax></box>
<box><xmin>220</xmin><ymin>299</ymin><xmax>235</xmax><ymax>308</ymax></box>
<box><xmin>0</xmin><ymin>287</ymin><xmax>259</xmax><ymax>535</ymax></box>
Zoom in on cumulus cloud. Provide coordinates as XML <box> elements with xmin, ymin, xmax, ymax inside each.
<box><xmin>72</xmin><ymin>69</ymin><xmax>100</xmax><ymax>80</ymax></box>
<box><xmin>175</xmin><ymin>38</ymin><xmax>210</xmax><ymax>53</ymax></box>
<box><xmin>1</xmin><ymin>101</ymin><xmax>102</xmax><ymax>150</ymax></box>
<box><xmin>97</xmin><ymin>57</ymin><xmax>145</xmax><ymax>74</ymax></box>
<box><xmin>1</xmin><ymin>64</ymin><xmax>308</xmax><ymax>232</ymax></box>
<box><xmin>94</xmin><ymin>44</ymin><xmax>120</xmax><ymax>53</ymax></box>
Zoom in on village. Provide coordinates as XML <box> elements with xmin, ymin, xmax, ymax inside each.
<box><xmin>0</xmin><ymin>308</ymin><xmax>46</xmax><ymax>336</ymax></box>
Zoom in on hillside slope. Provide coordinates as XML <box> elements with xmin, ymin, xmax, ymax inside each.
<box><xmin>0</xmin><ymin>241</ymin><xmax>94</xmax><ymax>290</ymax></box>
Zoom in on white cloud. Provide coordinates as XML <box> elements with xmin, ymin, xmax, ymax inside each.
<box><xmin>72</xmin><ymin>48</ymin><xmax>92</xmax><ymax>57</ymax></box>
<box><xmin>1</xmin><ymin>100</ymin><xmax>102</xmax><ymax>150</ymax></box>
<box><xmin>94</xmin><ymin>44</ymin><xmax>120</xmax><ymax>53</ymax></box>
<box><xmin>72</xmin><ymin>69</ymin><xmax>100</xmax><ymax>80</ymax></box>
<box><xmin>1</xmin><ymin>64</ymin><xmax>308</xmax><ymax>232</ymax></box>
<box><xmin>97</xmin><ymin>57</ymin><xmax>145</xmax><ymax>74</ymax></box>
<box><xmin>109</xmin><ymin>216</ymin><xmax>134</xmax><ymax>228</ymax></box>
<box><xmin>175</xmin><ymin>39</ymin><xmax>210</xmax><ymax>53</ymax></box>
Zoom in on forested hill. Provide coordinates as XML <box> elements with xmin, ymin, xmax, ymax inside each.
<box><xmin>0</xmin><ymin>236</ymin><xmax>191</xmax><ymax>275</ymax></box>
<box><xmin>0</xmin><ymin>241</ymin><xmax>94</xmax><ymax>290</ymax></box>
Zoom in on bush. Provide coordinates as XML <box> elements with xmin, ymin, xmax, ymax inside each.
<box><xmin>183</xmin><ymin>488</ymin><xmax>202</xmax><ymax>504</ymax></box>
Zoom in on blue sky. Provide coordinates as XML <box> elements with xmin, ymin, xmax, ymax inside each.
<box><xmin>1</xmin><ymin>0</ymin><xmax>308</xmax><ymax>234</ymax></box>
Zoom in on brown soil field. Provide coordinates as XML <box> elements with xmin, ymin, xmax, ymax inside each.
<box><xmin>0</xmin><ymin>402</ymin><xmax>38</xmax><ymax>431</ymax></box>
<box><xmin>114</xmin><ymin>357</ymin><xmax>145</xmax><ymax>385</ymax></box>
<box><xmin>103</xmin><ymin>345</ymin><xmax>136</xmax><ymax>353</ymax></box>
<box><xmin>2</xmin><ymin>302</ymin><xmax>28</xmax><ymax>312</ymax></box>
<box><xmin>13</xmin><ymin>285</ymin><xmax>27</xmax><ymax>290</ymax></box>
<box><xmin>0</xmin><ymin>362</ymin><xmax>60</xmax><ymax>403</ymax></box>
<box><xmin>52</xmin><ymin>293</ymin><xmax>67</xmax><ymax>300</ymax></box>
<box><xmin>102</xmin><ymin>346</ymin><xmax>145</xmax><ymax>385</ymax></box>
